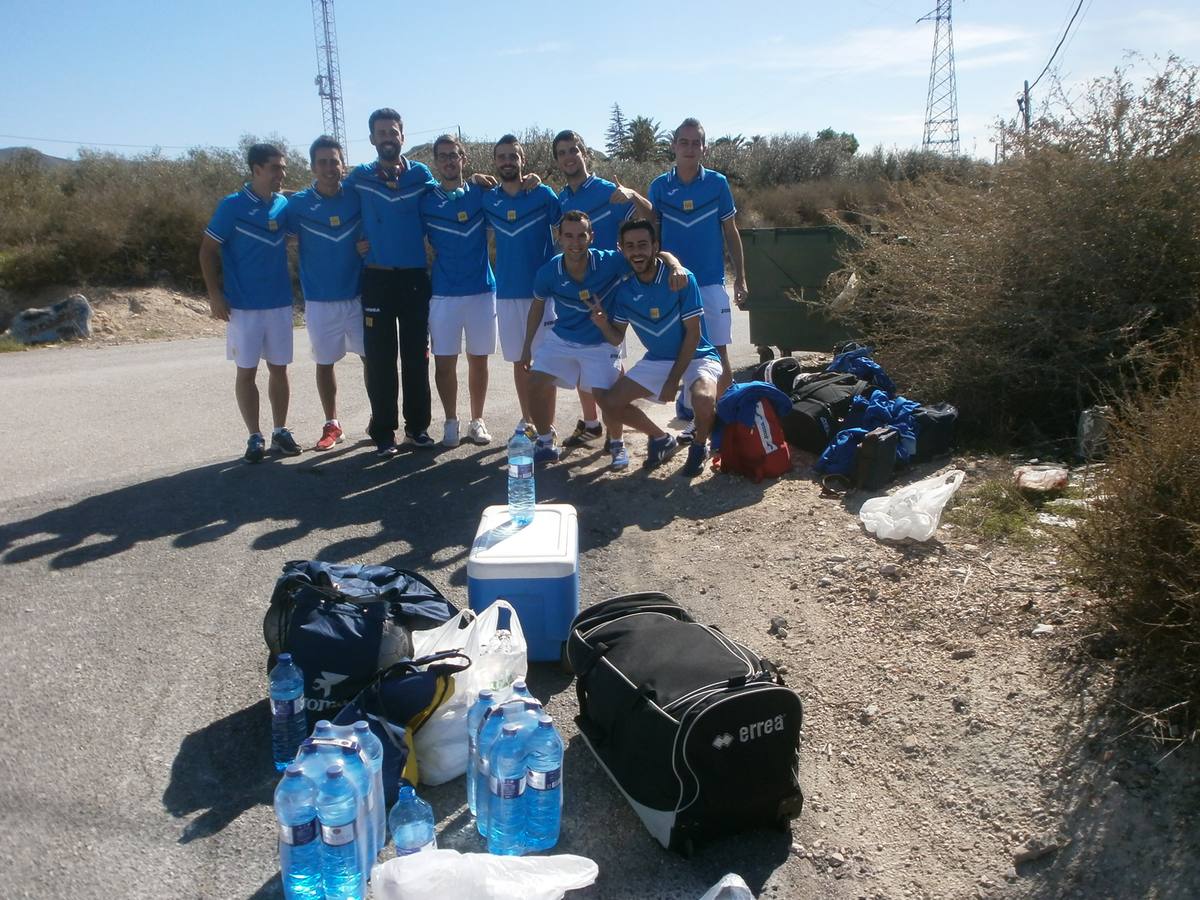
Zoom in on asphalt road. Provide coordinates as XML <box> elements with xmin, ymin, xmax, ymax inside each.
<box><xmin>0</xmin><ymin>311</ymin><xmax>808</xmax><ymax>900</ymax></box>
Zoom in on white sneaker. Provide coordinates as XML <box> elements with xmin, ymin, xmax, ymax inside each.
<box><xmin>442</xmin><ymin>419</ymin><xmax>460</xmax><ymax>448</ymax></box>
<box><xmin>467</xmin><ymin>418</ymin><xmax>493</xmax><ymax>445</ymax></box>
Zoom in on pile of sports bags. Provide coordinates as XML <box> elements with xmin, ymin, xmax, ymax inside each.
<box><xmin>753</xmin><ymin>343</ymin><xmax>959</xmax><ymax>489</ymax></box>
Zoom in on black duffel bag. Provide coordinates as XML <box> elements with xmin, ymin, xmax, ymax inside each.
<box><xmin>751</xmin><ymin>356</ymin><xmax>805</xmax><ymax>394</ymax></box>
<box><xmin>568</xmin><ymin>593</ymin><xmax>804</xmax><ymax>856</ymax></box>
<box><xmin>785</xmin><ymin>372</ymin><xmax>873</xmax><ymax>453</ymax></box>
<box><xmin>263</xmin><ymin>561</ymin><xmax>458</xmax><ymax>726</ymax></box>
<box><xmin>912</xmin><ymin>402</ymin><xmax>959</xmax><ymax>462</ymax></box>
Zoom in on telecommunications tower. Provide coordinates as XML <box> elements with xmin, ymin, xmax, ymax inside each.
<box><xmin>312</xmin><ymin>0</ymin><xmax>347</xmax><ymax>157</ymax></box>
<box><xmin>919</xmin><ymin>1</ymin><xmax>960</xmax><ymax>154</ymax></box>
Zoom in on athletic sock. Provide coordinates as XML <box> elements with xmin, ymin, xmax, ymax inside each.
<box><xmin>584</xmin><ymin>419</ymin><xmax>601</xmax><ymax>429</ymax></box>
<box><xmin>537</xmin><ymin>433</ymin><xmax>554</xmax><ymax>445</ymax></box>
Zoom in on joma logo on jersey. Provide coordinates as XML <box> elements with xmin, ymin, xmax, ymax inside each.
<box><xmin>739</xmin><ymin>714</ymin><xmax>786</xmax><ymax>743</ymax></box>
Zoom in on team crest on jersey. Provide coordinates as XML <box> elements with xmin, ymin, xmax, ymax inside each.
<box><xmin>386</xmin><ymin>180</ymin><xmax>398</xmax><ymax>189</ymax></box>
<box><xmin>329</xmin><ymin>215</ymin><xmax>341</xmax><ymax>227</ymax></box>
<box><xmin>683</xmin><ymin>199</ymin><xmax>695</xmax><ymax>212</ymax></box>
<box><xmin>268</xmin><ymin>220</ymin><xmax>278</xmax><ymax>231</ymax></box>
<box><xmin>650</xmin><ymin>307</ymin><xmax>660</xmax><ymax>319</ymax></box>
<box><xmin>579</xmin><ymin>289</ymin><xmax>591</xmax><ymax>301</ymax></box>
<box><xmin>457</xmin><ymin>211</ymin><xmax>468</xmax><ymax>223</ymax></box>
<box><xmin>507</xmin><ymin>209</ymin><xmax>517</xmax><ymax>221</ymax></box>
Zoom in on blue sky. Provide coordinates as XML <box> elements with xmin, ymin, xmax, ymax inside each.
<box><xmin>2</xmin><ymin>1</ymin><xmax>1197</xmax><ymax>163</ymax></box>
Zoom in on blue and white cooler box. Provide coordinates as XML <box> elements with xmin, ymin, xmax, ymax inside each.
<box><xmin>467</xmin><ymin>504</ymin><xmax>579</xmax><ymax>662</ymax></box>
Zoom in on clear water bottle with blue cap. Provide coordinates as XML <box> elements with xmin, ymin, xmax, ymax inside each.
<box><xmin>524</xmin><ymin>714</ymin><xmax>564</xmax><ymax>851</ymax></box>
<box><xmin>388</xmin><ymin>784</ymin><xmax>438</xmax><ymax>855</ymax></box>
<box><xmin>274</xmin><ymin>765</ymin><xmax>323</xmax><ymax>899</ymax></box>
<box><xmin>316</xmin><ymin>764</ymin><xmax>364</xmax><ymax>900</ymax></box>
<box><xmin>338</xmin><ymin>744</ymin><xmax>374</xmax><ymax>880</ymax></box>
<box><xmin>269</xmin><ymin>654</ymin><xmax>308</xmax><ymax>770</ymax></box>
<box><xmin>486</xmin><ymin>723</ymin><xmax>528</xmax><ymax>855</ymax></box>
<box><xmin>507</xmin><ymin>428</ymin><xmax>536</xmax><ymax>525</ymax></box>
<box><xmin>353</xmin><ymin>722</ymin><xmax>386</xmax><ymax>859</ymax></box>
<box><xmin>467</xmin><ymin>689</ymin><xmax>499</xmax><ymax>817</ymax></box>
<box><xmin>475</xmin><ymin>703</ymin><xmax>512</xmax><ymax>837</ymax></box>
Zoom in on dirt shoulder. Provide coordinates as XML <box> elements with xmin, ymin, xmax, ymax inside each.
<box><xmin>1</xmin><ymin>284</ymin><xmax>225</xmax><ymax>346</ymax></box>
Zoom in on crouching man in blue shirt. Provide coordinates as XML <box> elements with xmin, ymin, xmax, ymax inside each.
<box><xmin>199</xmin><ymin>142</ymin><xmax>302</xmax><ymax>463</ymax></box>
<box><xmin>591</xmin><ymin>219</ymin><xmax>721</xmax><ymax>477</ymax></box>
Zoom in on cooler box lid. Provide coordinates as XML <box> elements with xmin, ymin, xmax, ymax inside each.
<box><xmin>468</xmin><ymin>504</ymin><xmax>579</xmax><ymax>579</ymax></box>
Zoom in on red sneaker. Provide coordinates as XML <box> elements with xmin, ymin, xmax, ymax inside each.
<box><xmin>315</xmin><ymin>421</ymin><xmax>344</xmax><ymax>451</ymax></box>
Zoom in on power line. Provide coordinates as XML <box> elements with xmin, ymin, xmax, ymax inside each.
<box><xmin>1029</xmin><ymin>0</ymin><xmax>1087</xmax><ymax>91</ymax></box>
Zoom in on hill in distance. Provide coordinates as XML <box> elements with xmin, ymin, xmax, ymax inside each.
<box><xmin>0</xmin><ymin>147</ymin><xmax>75</xmax><ymax>168</ymax></box>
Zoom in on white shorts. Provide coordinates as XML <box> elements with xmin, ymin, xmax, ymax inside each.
<box><xmin>226</xmin><ymin>306</ymin><xmax>294</xmax><ymax>368</ymax></box>
<box><xmin>305</xmin><ymin>298</ymin><xmax>364</xmax><ymax>365</ymax></box>
<box><xmin>627</xmin><ymin>356</ymin><xmax>723</xmax><ymax>400</ymax></box>
<box><xmin>429</xmin><ymin>292</ymin><xmax>497</xmax><ymax>356</ymax></box>
<box><xmin>532</xmin><ymin>330</ymin><xmax>621</xmax><ymax>392</ymax></box>
<box><xmin>699</xmin><ymin>283</ymin><xmax>733</xmax><ymax>347</ymax></box>
<box><xmin>497</xmin><ymin>298</ymin><xmax>554</xmax><ymax>363</ymax></box>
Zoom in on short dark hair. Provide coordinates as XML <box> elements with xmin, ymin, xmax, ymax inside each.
<box><xmin>309</xmin><ymin>135</ymin><xmax>344</xmax><ymax>165</ymax></box>
<box><xmin>432</xmin><ymin>134</ymin><xmax>464</xmax><ymax>159</ymax></box>
<box><xmin>561</xmin><ymin>209</ymin><xmax>592</xmax><ymax>231</ymax></box>
<box><xmin>619</xmin><ymin>218</ymin><xmax>657</xmax><ymax>244</ymax></box>
<box><xmin>368</xmin><ymin>108</ymin><xmax>403</xmax><ymax>134</ymax></box>
<box><xmin>494</xmin><ymin>134</ymin><xmax>523</xmax><ymax>157</ymax></box>
<box><xmin>673</xmin><ymin>117</ymin><xmax>706</xmax><ymax>145</ymax></box>
<box><xmin>552</xmin><ymin>129</ymin><xmax>587</xmax><ymax>158</ymax></box>
<box><xmin>246</xmin><ymin>142</ymin><xmax>283</xmax><ymax>171</ymax></box>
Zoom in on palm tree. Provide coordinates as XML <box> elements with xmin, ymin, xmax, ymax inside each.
<box><xmin>624</xmin><ymin>115</ymin><xmax>669</xmax><ymax>162</ymax></box>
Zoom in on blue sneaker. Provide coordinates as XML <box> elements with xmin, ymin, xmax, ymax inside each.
<box><xmin>645</xmin><ymin>434</ymin><xmax>679</xmax><ymax>468</ymax></box>
<box><xmin>270</xmin><ymin>427</ymin><xmax>302</xmax><ymax>456</ymax></box>
<box><xmin>608</xmin><ymin>439</ymin><xmax>630</xmax><ymax>471</ymax></box>
<box><xmin>533</xmin><ymin>442</ymin><xmax>561</xmax><ymax>465</ymax></box>
<box><xmin>675</xmin><ymin>389</ymin><xmax>694</xmax><ymax>422</ymax></box>
<box><xmin>243</xmin><ymin>432</ymin><xmax>266</xmax><ymax>464</ymax></box>
<box><xmin>682</xmin><ymin>442</ymin><xmax>708</xmax><ymax>477</ymax></box>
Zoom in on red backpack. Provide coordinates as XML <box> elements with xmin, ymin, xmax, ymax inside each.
<box><xmin>714</xmin><ymin>398</ymin><xmax>792</xmax><ymax>482</ymax></box>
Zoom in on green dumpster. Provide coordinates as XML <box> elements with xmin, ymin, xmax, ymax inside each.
<box><xmin>739</xmin><ymin>226</ymin><xmax>857</xmax><ymax>359</ymax></box>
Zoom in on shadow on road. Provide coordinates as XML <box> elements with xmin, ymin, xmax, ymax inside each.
<box><xmin>0</xmin><ymin>437</ymin><xmax>766</xmax><ymax>593</ymax></box>
<box><xmin>163</xmin><ymin>699</ymin><xmax>278</xmax><ymax>843</ymax></box>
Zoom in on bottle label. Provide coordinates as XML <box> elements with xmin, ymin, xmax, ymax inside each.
<box><xmin>395</xmin><ymin>837</ymin><xmax>437</xmax><ymax>856</ymax></box>
<box><xmin>280</xmin><ymin>817</ymin><xmax>319</xmax><ymax>846</ymax></box>
<box><xmin>320</xmin><ymin>821</ymin><xmax>356</xmax><ymax>847</ymax></box>
<box><xmin>490</xmin><ymin>774</ymin><xmax>526</xmax><ymax>799</ymax></box>
<box><xmin>508</xmin><ymin>462</ymin><xmax>533</xmax><ymax>479</ymax></box>
<box><xmin>526</xmin><ymin>766</ymin><xmax>562</xmax><ymax>791</ymax></box>
<box><xmin>271</xmin><ymin>697</ymin><xmax>304</xmax><ymax>718</ymax></box>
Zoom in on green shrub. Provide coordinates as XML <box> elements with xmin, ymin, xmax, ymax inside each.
<box><xmin>832</xmin><ymin>57</ymin><xmax>1200</xmax><ymax>443</ymax></box>
<box><xmin>1072</xmin><ymin>336</ymin><xmax>1200</xmax><ymax>722</ymax></box>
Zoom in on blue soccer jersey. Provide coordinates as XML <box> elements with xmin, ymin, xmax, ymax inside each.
<box><xmin>533</xmin><ymin>249</ymin><xmax>629</xmax><ymax>345</ymax></box>
<box><xmin>483</xmin><ymin>183</ymin><xmax>561</xmax><ymax>299</ymax></box>
<box><xmin>345</xmin><ymin>158</ymin><xmax>436</xmax><ymax>269</ymax></box>
<box><xmin>203</xmin><ymin>186</ymin><xmax>292</xmax><ymax>310</ymax></box>
<box><xmin>419</xmin><ymin>183</ymin><xmax>495</xmax><ymax>297</ymax></box>
<box><xmin>558</xmin><ymin>175</ymin><xmax>634</xmax><ymax>251</ymax></box>
<box><xmin>284</xmin><ymin>183</ymin><xmax>363</xmax><ymax>302</ymax></box>
<box><xmin>610</xmin><ymin>266</ymin><xmax>719</xmax><ymax>362</ymax></box>
<box><xmin>648</xmin><ymin>166</ymin><xmax>736</xmax><ymax>286</ymax></box>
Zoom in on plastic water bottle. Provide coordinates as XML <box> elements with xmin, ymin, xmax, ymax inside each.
<box><xmin>524</xmin><ymin>714</ymin><xmax>564</xmax><ymax>851</ymax></box>
<box><xmin>316</xmin><ymin>764</ymin><xmax>364</xmax><ymax>900</ymax></box>
<box><xmin>510</xmin><ymin>679</ymin><xmax>535</xmax><ymax>701</ymax></box>
<box><xmin>475</xmin><ymin>703</ymin><xmax>512</xmax><ymax>836</ymax></box>
<box><xmin>269</xmin><ymin>654</ymin><xmax>308</xmax><ymax>770</ymax></box>
<box><xmin>467</xmin><ymin>689</ymin><xmax>499</xmax><ymax>817</ymax></box>
<box><xmin>338</xmin><ymin>745</ymin><xmax>374</xmax><ymax>880</ymax></box>
<box><xmin>274</xmin><ymin>765</ymin><xmax>323</xmax><ymax>899</ymax></box>
<box><xmin>388</xmin><ymin>784</ymin><xmax>437</xmax><ymax>855</ymax></box>
<box><xmin>487</xmin><ymin>723</ymin><xmax>528</xmax><ymax>855</ymax></box>
<box><xmin>353</xmin><ymin>722</ymin><xmax>386</xmax><ymax>859</ymax></box>
<box><xmin>507</xmin><ymin>429</ymin><xmax>536</xmax><ymax>525</ymax></box>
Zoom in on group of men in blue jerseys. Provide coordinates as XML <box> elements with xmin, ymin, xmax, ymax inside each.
<box><xmin>199</xmin><ymin>109</ymin><xmax>748</xmax><ymax>477</ymax></box>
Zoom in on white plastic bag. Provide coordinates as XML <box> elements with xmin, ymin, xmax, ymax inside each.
<box><xmin>412</xmin><ymin>601</ymin><xmax>528</xmax><ymax>785</ymax></box>
<box><xmin>412</xmin><ymin>608</ymin><xmax>476</xmax><ymax>658</ymax></box>
<box><xmin>859</xmin><ymin>469</ymin><xmax>965</xmax><ymax>541</ymax></box>
<box><xmin>698</xmin><ymin>874</ymin><xmax>755</xmax><ymax>900</ymax></box>
<box><xmin>372</xmin><ymin>849</ymin><xmax>598</xmax><ymax>900</ymax></box>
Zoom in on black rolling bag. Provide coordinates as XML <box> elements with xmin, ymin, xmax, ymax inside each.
<box><xmin>567</xmin><ymin>593</ymin><xmax>804</xmax><ymax>855</ymax></box>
